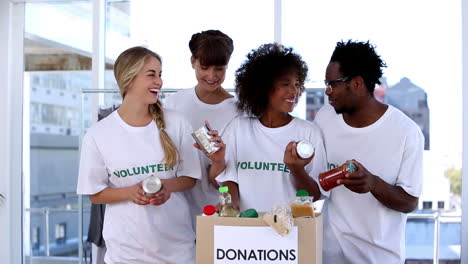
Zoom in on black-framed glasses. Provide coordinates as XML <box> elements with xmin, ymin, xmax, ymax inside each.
<box><xmin>324</xmin><ymin>76</ymin><xmax>352</xmax><ymax>92</ymax></box>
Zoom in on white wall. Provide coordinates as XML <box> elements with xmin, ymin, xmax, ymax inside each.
<box><xmin>0</xmin><ymin>1</ymin><xmax>24</xmax><ymax>264</ymax></box>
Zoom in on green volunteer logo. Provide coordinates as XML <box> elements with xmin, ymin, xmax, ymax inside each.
<box><xmin>327</xmin><ymin>162</ymin><xmax>339</xmax><ymax>170</ymax></box>
<box><xmin>113</xmin><ymin>164</ymin><xmax>173</xmax><ymax>178</ymax></box>
<box><xmin>237</xmin><ymin>161</ymin><xmax>291</xmax><ymax>173</ymax></box>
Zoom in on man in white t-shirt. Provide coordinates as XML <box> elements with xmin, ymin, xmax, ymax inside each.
<box><xmin>315</xmin><ymin>40</ymin><xmax>424</xmax><ymax>264</ymax></box>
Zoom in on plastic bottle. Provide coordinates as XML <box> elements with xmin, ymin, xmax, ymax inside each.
<box><xmin>218</xmin><ymin>186</ymin><xmax>240</xmax><ymax>217</ymax></box>
<box><xmin>202</xmin><ymin>205</ymin><xmax>218</xmax><ymax>216</ymax></box>
<box><xmin>319</xmin><ymin>161</ymin><xmax>357</xmax><ymax>191</ymax></box>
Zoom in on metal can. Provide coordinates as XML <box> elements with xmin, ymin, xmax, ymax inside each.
<box><xmin>191</xmin><ymin>124</ymin><xmax>220</xmax><ymax>155</ymax></box>
<box><xmin>142</xmin><ymin>175</ymin><xmax>162</xmax><ymax>198</ymax></box>
<box><xmin>296</xmin><ymin>140</ymin><xmax>315</xmax><ymax>159</ymax></box>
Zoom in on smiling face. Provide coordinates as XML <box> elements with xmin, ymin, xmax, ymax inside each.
<box><xmin>125</xmin><ymin>56</ymin><xmax>163</xmax><ymax>105</ymax></box>
<box><xmin>325</xmin><ymin>61</ymin><xmax>357</xmax><ymax>114</ymax></box>
<box><xmin>192</xmin><ymin>57</ymin><xmax>227</xmax><ymax>93</ymax></box>
<box><xmin>266</xmin><ymin>71</ymin><xmax>300</xmax><ymax>115</ymax></box>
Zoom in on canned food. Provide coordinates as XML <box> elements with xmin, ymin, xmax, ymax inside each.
<box><xmin>142</xmin><ymin>175</ymin><xmax>162</xmax><ymax>198</ymax></box>
<box><xmin>192</xmin><ymin>124</ymin><xmax>220</xmax><ymax>155</ymax></box>
<box><xmin>296</xmin><ymin>140</ymin><xmax>315</xmax><ymax>159</ymax></box>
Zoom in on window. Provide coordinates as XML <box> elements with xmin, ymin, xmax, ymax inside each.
<box><xmin>423</xmin><ymin>201</ymin><xmax>433</xmax><ymax>210</ymax></box>
<box><xmin>438</xmin><ymin>201</ymin><xmax>445</xmax><ymax>210</ymax></box>
<box><xmin>23</xmin><ymin>1</ymin><xmax>93</xmax><ymax>260</ymax></box>
<box><xmin>31</xmin><ymin>227</ymin><xmax>40</xmax><ymax>249</ymax></box>
<box><xmin>105</xmin><ymin>0</ymin><xmax>274</xmax><ymax>90</ymax></box>
<box><xmin>55</xmin><ymin>223</ymin><xmax>66</xmax><ymax>244</ymax></box>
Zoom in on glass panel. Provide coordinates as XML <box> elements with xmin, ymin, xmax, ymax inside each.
<box><xmin>24</xmin><ymin>1</ymin><xmax>92</xmax><ymax>263</ymax></box>
<box><xmin>105</xmin><ymin>0</ymin><xmax>274</xmax><ymax>90</ymax></box>
<box><xmin>283</xmin><ymin>0</ymin><xmax>462</xmax><ymax>263</ymax></box>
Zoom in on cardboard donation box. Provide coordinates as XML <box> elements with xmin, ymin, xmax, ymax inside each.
<box><xmin>196</xmin><ymin>213</ymin><xmax>322</xmax><ymax>264</ymax></box>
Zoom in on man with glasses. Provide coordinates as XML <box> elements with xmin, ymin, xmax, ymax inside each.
<box><xmin>314</xmin><ymin>40</ymin><xmax>424</xmax><ymax>263</ymax></box>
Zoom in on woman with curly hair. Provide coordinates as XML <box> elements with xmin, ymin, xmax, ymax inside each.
<box><xmin>213</xmin><ymin>43</ymin><xmax>327</xmax><ymax>212</ymax></box>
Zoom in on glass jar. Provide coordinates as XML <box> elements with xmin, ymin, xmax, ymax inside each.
<box><xmin>290</xmin><ymin>190</ymin><xmax>315</xmax><ymax>217</ymax></box>
<box><xmin>318</xmin><ymin>161</ymin><xmax>357</xmax><ymax>191</ymax></box>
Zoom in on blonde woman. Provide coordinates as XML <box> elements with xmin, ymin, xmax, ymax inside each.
<box><xmin>77</xmin><ymin>46</ymin><xmax>201</xmax><ymax>264</ymax></box>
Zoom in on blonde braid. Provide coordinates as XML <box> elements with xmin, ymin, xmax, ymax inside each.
<box><xmin>149</xmin><ymin>101</ymin><xmax>178</xmax><ymax>168</ymax></box>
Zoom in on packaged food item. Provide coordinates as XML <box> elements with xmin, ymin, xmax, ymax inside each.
<box><xmin>239</xmin><ymin>208</ymin><xmax>259</xmax><ymax>218</ymax></box>
<box><xmin>319</xmin><ymin>161</ymin><xmax>357</xmax><ymax>191</ymax></box>
<box><xmin>262</xmin><ymin>204</ymin><xmax>293</xmax><ymax>237</ymax></box>
<box><xmin>202</xmin><ymin>205</ymin><xmax>218</xmax><ymax>216</ymax></box>
<box><xmin>142</xmin><ymin>175</ymin><xmax>162</xmax><ymax>199</ymax></box>
<box><xmin>296</xmin><ymin>140</ymin><xmax>315</xmax><ymax>159</ymax></box>
<box><xmin>218</xmin><ymin>186</ymin><xmax>240</xmax><ymax>217</ymax></box>
<box><xmin>290</xmin><ymin>190</ymin><xmax>315</xmax><ymax>218</ymax></box>
<box><xmin>192</xmin><ymin>124</ymin><xmax>220</xmax><ymax>155</ymax></box>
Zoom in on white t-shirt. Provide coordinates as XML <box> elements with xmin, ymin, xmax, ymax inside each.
<box><xmin>76</xmin><ymin>109</ymin><xmax>202</xmax><ymax>264</ymax></box>
<box><xmin>216</xmin><ymin>116</ymin><xmax>327</xmax><ymax>213</ymax></box>
<box><xmin>164</xmin><ymin>88</ymin><xmax>239</xmax><ymax>226</ymax></box>
<box><xmin>314</xmin><ymin>104</ymin><xmax>424</xmax><ymax>264</ymax></box>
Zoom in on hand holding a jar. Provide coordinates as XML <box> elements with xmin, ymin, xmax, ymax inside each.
<box><xmin>283</xmin><ymin>141</ymin><xmax>314</xmax><ymax>174</ymax></box>
<box><xmin>339</xmin><ymin>160</ymin><xmax>377</xmax><ymax>194</ymax></box>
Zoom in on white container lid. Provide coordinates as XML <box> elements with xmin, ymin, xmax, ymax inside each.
<box><xmin>296</xmin><ymin>140</ymin><xmax>315</xmax><ymax>159</ymax></box>
<box><xmin>142</xmin><ymin>175</ymin><xmax>162</xmax><ymax>194</ymax></box>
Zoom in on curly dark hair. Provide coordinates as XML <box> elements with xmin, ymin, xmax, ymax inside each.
<box><xmin>189</xmin><ymin>29</ymin><xmax>233</xmax><ymax>66</ymax></box>
<box><xmin>330</xmin><ymin>40</ymin><xmax>387</xmax><ymax>94</ymax></box>
<box><xmin>235</xmin><ymin>43</ymin><xmax>308</xmax><ymax>117</ymax></box>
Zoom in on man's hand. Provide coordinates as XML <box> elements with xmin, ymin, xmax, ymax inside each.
<box><xmin>339</xmin><ymin>160</ymin><xmax>377</xmax><ymax>193</ymax></box>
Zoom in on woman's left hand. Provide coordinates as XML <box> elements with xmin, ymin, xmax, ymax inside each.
<box><xmin>283</xmin><ymin>141</ymin><xmax>314</xmax><ymax>173</ymax></box>
<box><xmin>148</xmin><ymin>183</ymin><xmax>171</xmax><ymax>206</ymax></box>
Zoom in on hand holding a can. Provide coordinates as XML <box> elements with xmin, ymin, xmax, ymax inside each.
<box><xmin>283</xmin><ymin>141</ymin><xmax>314</xmax><ymax>173</ymax></box>
<box><xmin>149</xmin><ymin>182</ymin><xmax>172</xmax><ymax>206</ymax></box>
<box><xmin>338</xmin><ymin>159</ymin><xmax>376</xmax><ymax>194</ymax></box>
<box><xmin>192</xmin><ymin>121</ymin><xmax>226</xmax><ymax>164</ymax></box>
<box><xmin>127</xmin><ymin>182</ymin><xmax>150</xmax><ymax>205</ymax></box>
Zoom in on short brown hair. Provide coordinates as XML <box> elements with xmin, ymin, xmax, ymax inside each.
<box><xmin>189</xmin><ymin>29</ymin><xmax>233</xmax><ymax>66</ymax></box>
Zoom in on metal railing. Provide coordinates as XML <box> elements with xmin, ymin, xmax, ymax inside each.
<box><xmin>25</xmin><ymin>207</ymin><xmax>90</xmax><ymax>258</ymax></box>
<box><xmin>407</xmin><ymin>212</ymin><xmax>462</xmax><ymax>264</ymax></box>
<box><xmin>24</xmin><ymin>207</ymin><xmax>461</xmax><ymax>264</ymax></box>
